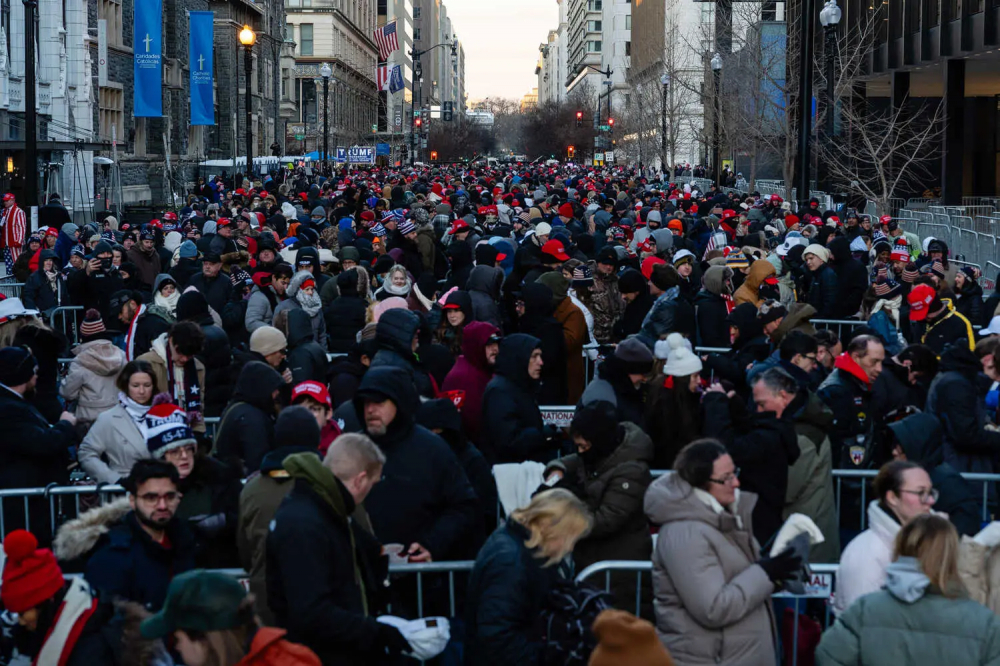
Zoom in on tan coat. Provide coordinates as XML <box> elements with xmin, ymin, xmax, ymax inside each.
<box><xmin>958</xmin><ymin>535</ymin><xmax>1000</xmax><ymax>615</ymax></box>
<box><xmin>59</xmin><ymin>339</ymin><xmax>126</xmax><ymax>424</ymax></box>
<box><xmin>733</xmin><ymin>260</ymin><xmax>776</xmax><ymax>308</ymax></box>
<box><xmin>645</xmin><ymin>472</ymin><xmax>777</xmax><ymax>666</ymax></box>
<box><xmin>78</xmin><ymin>404</ymin><xmax>151</xmax><ymax>483</ymax></box>
<box><xmin>136</xmin><ymin>333</ymin><xmax>206</xmax><ymax>433</ymax></box>
<box><xmin>552</xmin><ymin>297</ymin><xmax>589</xmax><ymax>404</ymax></box>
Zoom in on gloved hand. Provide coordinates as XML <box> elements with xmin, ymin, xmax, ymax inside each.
<box><xmin>542</xmin><ymin>424</ymin><xmax>562</xmax><ymax>442</ymax></box>
<box><xmin>189</xmin><ymin>513</ymin><xmax>227</xmax><ymax>538</ymax></box>
<box><xmin>757</xmin><ymin>548</ymin><xmax>803</xmax><ymax>583</ymax></box>
<box><xmin>376</xmin><ymin>623</ymin><xmax>411</xmax><ymax>655</ymax></box>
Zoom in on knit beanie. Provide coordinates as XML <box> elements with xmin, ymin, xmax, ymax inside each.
<box><xmin>274</xmin><ymin>405</ymin><xmax>321</xmax><ymax>450</ymax></box>
<box><xmin>649</xmin><ymin>263</ymin><xmax>680</xmax><ymax>292</ymax></box>
<box><xmin>756</xmin><ymin>299</ymin><xmax>788</xmax><ymax>326</ymax></box>
<box><xmin>0</xmin><ymin>346</ymin><xmax>36</xmax><ymax>387</ymax></box>
<box><xmin>249</xmin><ymin>326</ymin><xmax>287</xmax><ymax>357</ymax></box>
<box><xmin>614</xmin><ymin>337</ymin><xmax>654</xmax><ymax>375</ymax></box>
<box><xmin>179</xmin><ymin>240</ymin><xmax>198</xmax><ymax>259</ymax></box>
<box><xmin>79</xmin><ymin>308</ymin><xmax>106</xmax><ymax>339</ymax></box>
<box><xmin>589</xmin><ymin>610</ymin><xmax>676</xmax><ymax>666</ymax></box>
<box><xmin>617</xmin><ymin>268</ymin><xmax>646</xmax><ymax>295</ymax></box>
<box><xmin>657</xmin><ymin>332</ymin><xmax>703</xmax><ymax>376</ymax></box>
<box><xmin>569</xmin><ymin>401</ymin><xmax>620</xmax><ymax>456</ymax></box>
<box><xmin>0</xmin><ymin>530</ymin><xmax>64</xmax><ymax>613</ymax></box>
<box><xmin>145</xmin><ymin>403</ymin><xmax>196</xmax><ymax>458</ymax></box>
<box><xmin>803</xmin><ymin>243</ymin><xmax>831</xmax><ymax>263</ymax></box>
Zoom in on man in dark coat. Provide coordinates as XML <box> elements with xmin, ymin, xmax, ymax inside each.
<box><xmin>613</xmin><ymin>268</ymin><xmax>655</xmax><ymax>341</ymax></box>
<box><xmin>888</xmin><ymin>412</ymin><xmax>981</xmax><ymax>536</ymax></box>
<box><xmin>926</xmin><ymin>339</ymin><xmax>1000</xmax><ymax>482</ymax></box>
<box><xmin>111</xmin><ymin>290</ymin><xmax>172</xmax><ymax>358</ymax></box>
<box><xmin>267</xmin><ymin>441</ymin><xmax>410</xmax><ymax>665</ymax></box>
<box><xmin>370</xmin><ymin>308</ymin><xmax>435</xmax><ymax>398</ymax></box>
<box><xmin>803</xmin><ymin>244</ymin><xmax>839</xmax><ymax>319</ymax></box>
<box><xmin>517</xmin><ymin>281</ymin><xmax>568</xmax><ymax>405</ymax></box>
<box><xmin>187</xmin><ymin>252</ymin><xmax>233</xmax><ymax>315</ymax></box>
<box><xmin>175</xmin><ymin>290</ymin><xmax>232</xmax><ymax>417</ymax></box>
<box><xmin>325</xmin><ymin>269</ymin><xmax>368</xmax><ymax>353</ymax></box>
<box><xmin>0</xmin><ymin>346</ymin><xmax>78</xmax><ymax>545</ymax></box>
<box><xmin>440</xmin><ymin>321</ymin><xmax>500</xmax><ymax>446</ymax></box>
<box><xmin>353</xmin><ymin>367</ymin><xmax>478</xmax><ymax>563</ymax></box>
<box><xmin>466</xmin><ymin>265</ymin><xmax>504</xmax><ymax>329</ymax></box>
<box><xmin>283</xmin><ymin>308</ymin><xmax>328</xmax><ymax>384</ymax></box>
<box><xmin>480</xmin><ymin>333</ymin><xmax>556</xmax><ymax>464</ymax></box>
<box><xmin>67</xmin><ymin>241</ymin><xmax>124</xmax><ymax>325</ymax></box>
<box><xmin>703</xmin><ymin>367</ymin><xmax>801</xmax><ymax>546</ymax></box>
<box><xmin>818</xmin><ymin>334</ymin><xmax>885</xmax><ymax>468</ymax></box>
<box><xmin>827</xmin><ymin>236</ymin><xmax>869</xmax><ymax>318</ymax></box>
<box><xmin>84</xmin><ymin>460</ymin><xmax>196</xmax><ymax>610</ymax></box>
<box><xmin>695</xmin><ymin>265</ymin><xmax>734</xmax><ymax>348</ymax></box>
<box><xmin>214</xmin><ymin>361</ymin><xmax>285</xmax><ymax>474</ymax></box>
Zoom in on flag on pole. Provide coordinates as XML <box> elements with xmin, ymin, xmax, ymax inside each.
<box><xmin>377</xmin><ymin>65</ymin><xmax>391</xmax><ymax>91</ymax></box>
<box><xmin>374</xmin><ymin>20</ymin><xmax>399</xmax><ymax>61</ymax></box>
<box><xmin>388</xmin><ymin>66</ymin><xmax>404</xmax><ymax>94</ymax></box>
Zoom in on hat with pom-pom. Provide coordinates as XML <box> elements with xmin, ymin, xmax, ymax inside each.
<box><xmin>656</xmin><ymin>332</ymin><xmax>703</xmax><ymax>377</ymax></box>
<box><xmin>144</xmin><ymin>403</ymin><xmax>196</xmax><ymax>458</ymax></box>
<box><xmin>1</xmin><ymin>530</ymin><xmax>64</xmax><ymax>612</ymax></box>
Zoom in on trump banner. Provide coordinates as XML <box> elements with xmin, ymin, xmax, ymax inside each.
<box><xmin>189</xmin><ymin>12</ymin><xmax>214</xmax><ymax>125</ymax></box>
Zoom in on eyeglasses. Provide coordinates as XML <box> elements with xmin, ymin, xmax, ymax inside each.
<box><xmin>164</xmin><ymin>444</ymin><xmax>196</xmax><ymax>460</ymax></box>
<box><xmin>137</xmin><ymin>491</ymin><xmax>181</xmax><ymax>504</ymax></box>
<box><xmin>709</xmin><ymin>467</ymin><xmax>740</xmax><ymax>485</ymax></box>
<box><xmin>900</xmin><ymin>488</ymin><xmax>939</xmax><ymax>504</ymax></box>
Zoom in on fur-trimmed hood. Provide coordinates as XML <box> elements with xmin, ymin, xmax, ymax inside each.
<box><xmin>53</xmin><ymin>496</ymin><xmax>131</xmax><ymax>562</ymax></box>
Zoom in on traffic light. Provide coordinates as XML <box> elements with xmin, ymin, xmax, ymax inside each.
<box><xmin>415</xmin><ymin>118</ymin><xmax>422</xmax><ymax>129</ymax></box>
<box><xmin>608</xmin><ymin>117</ymin><xmax>615</xmax><ymax>133</ymax></box>
<box><xmin>575</xmin><ymin>111</ymin><xmax>583</xmax><ymax>127</ymax></box>
<box><xmin>430</xmin><ymin>151</ymin><xmax>439</xmax><ymax>161</ymax></box>
<box><xmin>567</xmin><ymin>145</ymin><xmax>575</xmax><ymax>159</ymax></box>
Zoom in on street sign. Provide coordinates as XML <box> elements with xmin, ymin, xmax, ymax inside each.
<box><xmin>605</xmin><ymin>150</ymin><xmax>614</xmax><ymax>162</ymax></box>
<box><xmin>289</xmin><ymin>123</ymin><xmax>306</xmax><ymax>135</ymax></box>
<box><xmin>348</xmin><ymin>146</ymin><xmax>375</xmax><ymax>164</ymax></box>
<box><xmin>443</xmin><ymin>101</ymin><xmax>453</xmax><ymax>122</ymax></box>
<box><xmin>394</xmin><ymin>115</ymin><xmax>402</xmax><ymax>127</ymax></box>
<box><xmin>599</xmin><ymin>124</ymin><xmax>610</xmax><ymax>132</ymax></box>
<box><xmin>594</xmin><ymin>152</ymin><xmax>604</xmax><ymax>161</ymax></box>
<box><xmin>294</xmin><ymin>134</ymin><xmax>304</xmax><ymax>141</ymax></box>
<box><xmin>376</xmin><ymin>143</ymin><xmax>391</xmax><ymax>156</ymax></box>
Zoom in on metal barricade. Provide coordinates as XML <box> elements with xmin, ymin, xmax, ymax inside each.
<box><xmin>810</xmin><ymin>319</ymin><xmax>868</xmax><ymax>340</ymax></box>
<box><xmin>0</xmin><ymin>275</ymin><xmax>23</xmax><ymax>299</ymax></box>
<box><xmin>0</xmin><ymin>484</ymin><xmax>127</xmax><ymax>539</ymax></box>
<box><xmin>48</xmin><ymin>306</ymin><xmax>84</xmax><ymax>346</ymax></box>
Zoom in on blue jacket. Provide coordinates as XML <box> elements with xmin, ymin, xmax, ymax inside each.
<box><xmin>84</xmin><ymin>511</ymin><xmax>196</xmax><ymax>611</ymax></box>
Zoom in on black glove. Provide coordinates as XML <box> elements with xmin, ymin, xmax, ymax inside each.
<box><xmin>376</xmin><ymin>623</ymin><xmax>410</xmax><ymax>655</ymax></box>
<box><xmin>757</xmin><ymin>548</ymin><xmax>802</xmax><ymax>583</ymax></box>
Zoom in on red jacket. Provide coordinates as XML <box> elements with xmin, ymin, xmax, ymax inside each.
<box><xmin>441</xmin><ymin>321</ymin><xmax>498</xmax><ymax>446</ymax></box>
<box><xmin>237</xmin><ymin>627</ymin><xmax>321</xmax><ymax>666</ymax></box>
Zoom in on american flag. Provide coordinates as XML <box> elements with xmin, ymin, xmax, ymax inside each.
<box><xmin>376</xmin><ymin>65</ymin><xmax>391</xmax><ymax>91</ymax></box>
<box><xmin>374</xmin><ymin>20</ymin><xmax>399</xmax><ymax>61</ymax></box>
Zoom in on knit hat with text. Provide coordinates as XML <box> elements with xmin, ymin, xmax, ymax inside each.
<box><xmin>145</xmin><ymin>403</ymin><xmax>196</xmax><ymax>458</ymax></box>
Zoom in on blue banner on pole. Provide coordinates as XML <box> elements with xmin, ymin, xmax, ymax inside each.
<box><xmin>133</xmin><ymin>0</ymin><xmax>163</xmax><ymax>117</ymax></box>
<box><xmin>388</xmin><ymin>65</ymin><xmax>404</xmax><ymax>94</ymax></box>
<box><xmin>189</xmin><ymin>12</ymin><xmax>214</xmax><ymax>125</ymax></box>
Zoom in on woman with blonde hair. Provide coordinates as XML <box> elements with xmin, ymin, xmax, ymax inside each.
<box><xmin>817</xmin><ymin>514</ymin><xmax>1000</xmax><ymax>665</ymax></box>
<box><xmin>465</xmin><ymin>488</ymin><xmax>593</xmax><ymax>666</ymax></box>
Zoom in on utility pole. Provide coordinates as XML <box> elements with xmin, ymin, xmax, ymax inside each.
<box><xmin>23</xmin><ymin>0</ymin><xmax>37</xmax><ymax>206</ymax></box>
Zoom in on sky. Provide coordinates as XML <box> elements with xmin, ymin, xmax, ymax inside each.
<box><xmin>445</xmin><ymin>0</ymin><xmax>558</xmax><ymax>101</ymax></box>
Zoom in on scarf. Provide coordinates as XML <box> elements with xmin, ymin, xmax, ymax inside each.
<box><xmin>154</xmin><ymin>289</ymin><xmax>180</xmax><ymax>315</ymax></box>
<box><xmin>117</xmin><ymin>391</ymin><xmax>151</xmax><ymax>439</ymax></box>
<box><xmin>44</xmin><ymin>269</ymin><xmax>59</xmax><ymax>294</ymax></box>
<box><xmin>33</xmin><ymin>577</ymin><xmax>98</xmax><ymax>666</ymax></box>
<box><xmin>295</xmin><ymin>289</ymin><xmax>322</xmax><ymax>317</ymax></box>
<box><xmin>165</xmin><ymin>341</ymin><xmax>203</xmax><ymax>427</ymax></box>
<box><xmin>871</xmin><ymin>294</ymin><xmax>902</xmax><ymax>328</ymax></box>
<box><xmin>125</xmin><ymin>303</ymin><xmax>147</xmax><ymax>361</ymax></box>
<box><xmin>721</xmin><ymin>293</ymin><xmax>735</xmax><ymax>314</ymax></box>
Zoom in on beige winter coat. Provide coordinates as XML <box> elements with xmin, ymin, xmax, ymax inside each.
<box><xmin>59</xmin><ymin>339</ymin><xmax>126</xmax><ymax>424</ymax></box>
<box><xmin>644</xmin><ymin>472</ymin><xmax>777</xmax><ymax>666</ymax></box>
<box><xmin>78</xmin><ymin>404</ymin><xmax>151</xmax><ymax>484</ymax></box>
<box><xmin>958</xmin><ymin>535</ymin><xmax>1000</xmax><ymax>614</ymax></box>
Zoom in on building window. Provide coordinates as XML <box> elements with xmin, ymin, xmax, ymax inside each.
<box><xmin>98</xmin><ymin>86</ymin><xmax>124</xmax><ymax>141</ymax></box>
<box><xmin>414</xmin><ymin>27</ymin><xmax>421</xmax><ymax>40</ymax></box>
<box><xmin>625</xmin><ymin>41</ymin><xmax>631</xmax><ymax>56</ymax></box>
<box><xmin>625</xmin><ymin>15</ymin><xmax>631</xmax><ymax>29</ymax></box>
<box><xmin>586</xmin><ymin>40</ymin><xmax>602</xmax><ymax>53</ymax></box>
<box><xmin>587</xmin><ymin>20</ymin><xmax>602</xmax><ymax>31</ymax></box>
<box><xmin>284</xmin><ymin>24</ymin><xmax>293</xmax><ymax>41</ymax></box>
<box><xmin>587</xmin><ymin>0</ymin><xmax>602</xmax><ymax>10</ymax></box>
<box><xmin>300</xmin><ymin>24</ymin><xmax>313</xmax><ymax>55</ymax></box>
<box><xmin>413</xmin><ymin>5</ymin><xmax>420</xmax><ymax>17</ymax></box>
<box><xmin>99</xmin><ymin>0</ymin><xmax>122</xmax><ymax>47</ymax></box>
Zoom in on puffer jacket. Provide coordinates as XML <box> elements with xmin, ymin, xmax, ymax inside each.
<box><xmin>324</xmin><ymin>269</ymin><xmax>368</xmax><ymax>353</ymax></box>
<box><xmin>733</xmin><ymin>259</ymin><xmax>776</xmax><ymax>308</ymax></box>
<box><xmin>833</xmin><ymin>501</ymin><xmax>900</xmax><ymax>614</ymax></box>
<box><xmin>807</xmin><ymin>262</ymin><xmax>840</xmax><ymax>319</ymax></box>
<box><xmin>236</xmin><ymin>628</ymin><xmax>321</xmax><ymax>666</ymax></box>
<box><xmin>818</xmin><ymin>557</ymin><xmax>1000</xmax><ymax>665</ymax></box>
<box><xmin>635</xmin><ymin>286</ymin><xmax>695</xmax><ymax>349</ymax></box>
<box><xmin>441</xmin><ymin>321</ymin><xmax>499</xmax><ymax>445</ymax></box>
<box><xmin>59</xmin><ymin>339</ymin><xmax>126</xmax><ymax>424</ymax></box>
<box><xmin>285</xmin><ymin>308</ymin><xmax>328</xmax><ymax>385</ymax></box>
<box><xmin>695</xmin><ymin>266</ymin><xmax>734</xmax><ymax>348</ymax></box>
<box><xmin>785</xmin><ymin>391</ymin><xmax>841</xmax><ymax>563</ymax></box>
<box><xmin>645</xmin><ymin>472</ymin><xmax>777</xmax><ymax>666</ymax></box>
<box><xmin>214</xmin><ymin>361</ymin><xmax>285</xmax><ymax>474</ymax></box>
<box><xmin>370</xmin><ymin>307</ymin><xmax>435</xmax><ymax>398</ymax></box>
<box><xmin>480</xmin><ymin>334</ymin><xmax>550</xmax><ymax>465</ymax></box>
<box><xmin>827</xmin><ymin>236</ymin><xmax>869</xmax><ymax>319</ymax></box>
<box><xmin>274</xmin><ymin>270</ymin><xmax>327</xmax><ymax>347</ymax></box>
<box><xmin>466</xmin><ymin>265</ymin><xmax>504</xmax><ymax>328</ymax></box>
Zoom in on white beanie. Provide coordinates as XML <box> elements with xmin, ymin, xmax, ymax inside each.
<box><xmin>803</xmin><ymin>243</ymin><xmax>831</xmax><ymax>263</ymax></box>
<box><xmin>657</xmin><ymin>333</ymin><xmax>703</xmax><ymax>377</ymax></box>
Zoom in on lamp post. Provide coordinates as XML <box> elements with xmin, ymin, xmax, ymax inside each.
<box><xmin>409</xmin><ymin>38</ymin><xmax>458</xmax><ymax>166</ymax></box>
<box><xmin>711</xmin><ymin>53</ymin><xmax>722</xmax><ymax>187</ymax></box>
<box><xmin>796</xmin><ymin>0</ymin><xmax>817</xmax><ymax>205</ymax></box>
<box><xmin>819</xmin><ymin>0</ymin><xmax>841</xmax><ymax>194</ymax></box>
<box><xmin>660</xmin><ymin>73</ymin><xmax>669</xmax><ymax>172</ymax></box>
<box><xmin>238</xmin><ymin>25</ymin><xmax>256</xmax><ymax>181</ymax></box>
<box><xmin>320</xmin><ymin>62</ymin><xmax>332</xmax><ymax>172</ymax></box>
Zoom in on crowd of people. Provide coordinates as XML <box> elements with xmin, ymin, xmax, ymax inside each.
<box><xmin>2</xmin><ymin>162</ymin><xmax>1000</xmax><ymax>664</ymax></box>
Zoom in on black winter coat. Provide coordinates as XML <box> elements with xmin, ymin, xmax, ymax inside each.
<box><xmin>694</xmin><ymin>289</ymin><xmax>731</xmax><ymax>348</ymax></box>
<box><xmin>67</xmin><ymin>265</ymin><xmax>125</xmax><ymax>328</ymax></box>
<box><xmin>465</xmin><ymin>521</ymin><xmax>559</xmax><ymax>666</ymax></box>
<box><xmin>955</xmin><ymin>282</ymin><xmax>984</xmax><ymax>326</ymax></box>
<box><xmin>806</xmin><ymin>263</ymin><xmax>839</xmax><ymax>319</ymax></box>
<box><xmin>353</xmin><ymin>366</ymin><xmax>478</xmax><ymax>562</ymax></box>
<box><xmin>613</xmin><ymin>290</ymin><xmax>654</xmax><ymax>341</ymax></box>
<box><xmin>267</xmin><ymin>478</ymin><xmax>392</xmax><ymax>666</ymax></box>
<box><xmin>817</xmin><ymin>357</ymin><xmax>875</xmax><ymax>468</ymax></box>
<box><xmin>480</xmin><ymin>334</ymin><xmax>552</xmax><ymax>465</ymax></box>
<box><xmin>0</xmin><ymin>387</ymin><xmax>76</xmax><ymax>545</ymax></box>
<box><xmin>324</xmin><ymin>296</ymin><xmax>368</xmax><ymax>354</ymax></box>
<box><xmin>286</xmin><ymin>308</ymin><xmax>328</xmax><ymax>384</ymax></box>
<box><xmin>827</xmin><ymin>237</ymin><xmax>868</xmax><ymax>318</ymax></box>
<box><xmin>214</xmin><ymin>361</ymin><xmax>284</xmax><ymax>474</ymax></box>
<box><xmin>22</xmin><ymin>251</ymin><xmax>68</xmax><ymax>312</ymax></box>
<box><xmin>328</xmin><ymin>355</ymin><xmax>367</xmax><ymax>407</ymax></box>
<box><xmin>176</xmin><ymin>456</ymin><xmax>243</xmax><ymax>569</ymax></box>
<box><xmin>518</xmin><ymin>282</ymin><xmax>568</xmax><ymax>405</ymax></box>
<box><xmin>192</xmin><ymin>315</ymin><xmax>232</xmax><ymax>417</ymax></box>
<box><xmin>188</xmin><ymin>272</ymin><xmax>233</xmax><ymax>315</ymax></box>
<box><xmin>85</xmin><ymin>512</ymin><xmax>197</xmax><ymax>610</ymax></box>
<box><xmin>169</xmin><ymin>257</ymin><xmax>202</xmax><ymax>288</ymax></box>
<box><xmin>370</xmin><ymin>308</ymin><xmax>435</xmax><ymax>398</ymax></box>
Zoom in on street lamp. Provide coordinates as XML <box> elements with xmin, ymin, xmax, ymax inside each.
<box><xmin>660</xmin><ymin>73</ymin><xmax>669</xmax><ymax>172</ymax></box>
<box><xmin>409</xmin><ymin>38</ymin><xmax>458</xmax><ymax>166</ymax></box>
<box><xmin>819</xmin><ymin>0</ymin><xmax>842</xmax><ymax>193</ymax></box>
<box><xmin>238</xmin><ymin>25</ymin><xmax>256</xmax><ymax>181</ymax></box>
<box><xmin>796</xmin><ymin>0</ymin><xmax>818</xmax><ymax>205</ymax></box>
<box><xmin>711</xmin><ymin>53</ymin><xmax>722</xmax><ymax>187</ymax></box>
<box><xmin>320</xmin><ymin>62</ymin><xmax>332</xmax><ymax>171</ymax></box>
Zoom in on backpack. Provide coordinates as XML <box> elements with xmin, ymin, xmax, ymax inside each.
<box><xmin>536</xmin><ymin>578</ymin><xmax>612</xmax><ymax>666</ymax></box>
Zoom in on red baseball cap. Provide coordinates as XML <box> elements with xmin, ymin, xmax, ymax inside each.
<box><xmin>448</xmin><ymin>219</ymin><xmax>471</xmax><ymax>235</ymax></box>
<box><xmin>291</xmin><ymin>380</ymin><xmax>332</xmax><ymax>409</ymax></box>
<box><xmin>907</xmin><ymin>284</ymin><xmax>936</xmax><ymax>322</ymax></box>
<box><xmin>541</xmin><ymin>239</ymin><xmax>570</xmax><ymax>262</ymax></box>
<box><xmin>880</xmin><ymin>215</ymin><xmax>892</xmax><ymax>225</ymax></box>
<box><xmin>2</xmin><ymin>193</ymin><xmax>15</xmax><ymax>202</ymax></box>
<box><xmin>217</xmin><ymin>218</ymin><xmax>232</xmax><ymax>227</ymax></box>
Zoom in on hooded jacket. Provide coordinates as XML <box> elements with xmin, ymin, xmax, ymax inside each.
<box><xmin>818</xmin><ymin>353</ymin><xmax>876</xmax><ymax>468</ymax></box>
<box><xmin>733</xmin><ymin>259</ymin><xmax>776</xmax><ymax>308</ymax></box>
<box><xmin>926</xmin><ymin>342</ymin><xmax>1000</xmax><ymax>481</ymax></box>
<box><xmin>23</xmin><ymin>249</ymin><xmax>68</xmax><ymax>312</ymax></box>
<box><xmin>285</xmin><ymin>308</ymin><xmax>328</xmax><ymax>385</ymax></box>
<box><xmin>890</xmin><ymin>412</ymin><xmax>980</xmax><ymax>537</ymax></box>
<box><xmin>324</xmin><ymin>269</ymin><xmax>368</xmax><ymax>353</ymax></box>
<box><xmin>59</xmin><ymin>339</ymin><xmax>126</xmax><ymax>423</ymax></box>
<box><xmin>695</xmin><ymin>265</ymin><xmax>734</xmax><ymax>348</ymax></box>
<box><xmin>518</xmin><ymin>281</ymin><xmax>568</xmax><ymax>405</ymax></box>
<box><xmin>827</xmin><ymin>236</ymin><xmax>869</xmax><ymax>319</ymax></box>
<box><xmin>819</xmin><ymin>556</ymin><xmax>1000</xmax><ymax>665</ymax></box>
<box><xmin>480</xmin><ymin>333</ymin><xmax>551</xmax><ymax>464</ymax></box>
<box><xmin>537</xmin><ymin>271</ymin><xmax>589</xmax><ymax>403</ymax></box>
<box><xmin>806</xmin><ymin>260</ymin><xmax>840</xmax><ymax>319</ymax></box>
<box><xmin>645</xmin><ymin>473</ymin><xmax>776</xmax><ymax>666</ymax></box>
<box><xmin>214</xmin><ymin>361</ymin><xmax>285</xmax><ymax>474</ymax></box>
<box><xmin>370</xmin><ymin>308</ymin><xmax>435</xmax><ymax>398</ymax></box>
<box><xmin>176</xmin><ymin>290</ymin><xmax>233</xmax><ymax>417</ymax></box>
<box><xmin>293</xmin><ymin>246</ymin><xmax>330</xmax><ymax>292</ymax></box>
<box><xmin>441</xmin><ymin>321</ymin><xmax>499</xmax><ymax>445</ymax></box>
<box><xmin>833</xmin><ymin>501</ymin><xmax>902</xmax><ymax>613</ymax></box>
<box><xmin>466</xmin><ymin>265</ymin><xmax>504</xmax><ymax>329</ymax></box>
<box><xmin>351</xmin><ymin>367</ymin><xmax>478</xmax><ymax>561</ymax></box>
<box><xmin>274</xmin><ymin>270</ymin><xmax>327</xmax><ymax>347</ymax></box>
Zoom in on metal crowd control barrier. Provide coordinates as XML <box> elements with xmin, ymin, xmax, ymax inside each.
<box><xmin>0</xmin><ymin>275</ymin><xmax>23</xmax><ymax>299</ymax></box>
<box><xmin>810</xmin><ymin>319</ymin><xmax>868</xmax><ymax>340</ymax></box>
<box><xmin>48</xmin><ymin>305</ymin><xmax>84</xmax><ymax>346</ymax></box>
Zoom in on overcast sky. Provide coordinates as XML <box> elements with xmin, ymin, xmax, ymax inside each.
<box><xmin>446</xmin><ymin>0</ymin><xmax>558</xmax><ymax>101</ymax></box>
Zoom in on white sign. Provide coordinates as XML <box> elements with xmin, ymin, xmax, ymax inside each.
<box><xmin>605</xmin><ymin>150</ymin><xmax>614</xmax><ymax>163</ymax></box>
<box><xmin>802</xmin><ymin>572</ymin><xmax>833</xmax><ymax>598</ymax></box>
<box><xmin>347</xmin><ymin>146</ymin><xmax>375</xmax><ymax>164</ymax></box>
<box><xmin>98</xmin><ymin>20</ymin><xmax>108</xmax><ymax>86</ymax></box>
<box><xmin>541</xmin><ymin>408</ymin><xmax>575</xmax><ymax>428</ymax></box>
